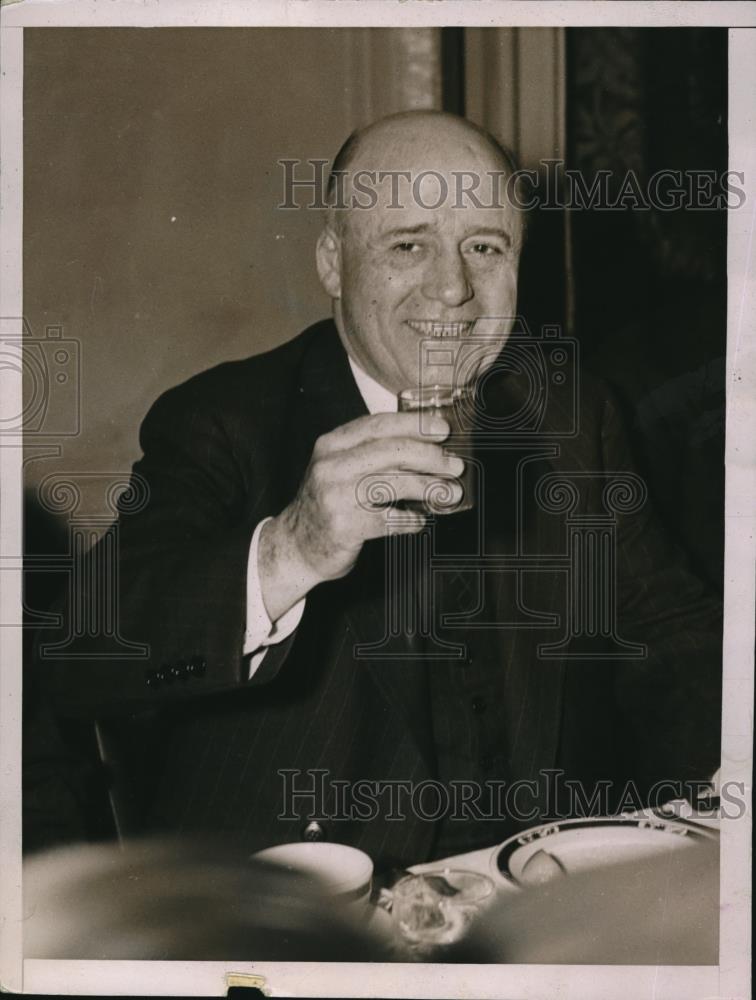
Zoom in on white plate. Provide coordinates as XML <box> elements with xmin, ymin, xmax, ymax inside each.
<box><xmin>251</xmin><ymin>841</ymin><xmax>373</xmax><ymax>900</ymax></box>
<box><xmin>490</xmin><ymin>816</ymin><xmax>718</xmax><ymax>888</ymax></box>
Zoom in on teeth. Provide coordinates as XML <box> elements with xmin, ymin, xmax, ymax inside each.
<box><xmin>407</xmin><ymin>321</ymin><xmax>473</xmax><ymax>338</ymax></box>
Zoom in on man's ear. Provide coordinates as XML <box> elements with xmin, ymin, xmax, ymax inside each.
<box><xmin>316</xmin><ymin>225</ymin><xmax>342</xmax><ymax>299</ymax></box>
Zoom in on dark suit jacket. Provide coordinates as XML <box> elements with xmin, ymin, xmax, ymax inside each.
<box><xmin>39</xmin><ymin>320</ymin><xmax>722</xmax><ymax>867</ymax></box>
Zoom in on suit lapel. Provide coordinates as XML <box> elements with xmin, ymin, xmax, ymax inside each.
<box><xmin>288</xmin><ymin>322</ymin><xmax>436</xmax><ymax>774</ymax></box>
<box><xmin>285</xmin><ymin>321</ymin><xmax>369</xmax><ymax>490</ymax></box>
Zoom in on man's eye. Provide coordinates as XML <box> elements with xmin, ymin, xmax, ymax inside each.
<box><xmin>468</xmin><ymin>242</ymin><xmax>502</xmax><ymax>256</ymax></box>
<box><xmin>392</xmin><ymin>242</ymin><xmax>420</xmax><ymax>253</ymax></box>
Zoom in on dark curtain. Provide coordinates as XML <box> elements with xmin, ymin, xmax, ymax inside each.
<box><xmin>566</xmin><ymin>27</ymin><xmax>727</xmax><ymax>592</ymax></box>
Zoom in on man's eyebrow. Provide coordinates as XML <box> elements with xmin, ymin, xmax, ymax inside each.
<box><xmin>379</xmin><ymin>223</ymin><xmax>434</xmax><ymax>238</ymax></box>
<box><xmin>377</xmin><ymin>224</ymin><xmax>514</xmax><ymax>241</ymax></box>
<box><xmin>465</xmin><ymin>227</ymin><xmax>513</xmax><ymax>241</ymax></box>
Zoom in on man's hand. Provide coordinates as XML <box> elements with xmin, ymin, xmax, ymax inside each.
<box><xmin>258</xmin><ymin>412</ymin><xmax>463</xmax><ymax>622</ymax></box>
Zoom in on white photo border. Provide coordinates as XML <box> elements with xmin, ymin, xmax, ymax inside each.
<box><xmin>1</xmin><ymin>3</ymin><xmax>753</xmax><ymax>998</ymax></box>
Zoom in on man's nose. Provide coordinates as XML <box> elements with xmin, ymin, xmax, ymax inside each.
<box><xmin>421</xmin><ymin>250</ymin><xmax>473</xmax><ymax>307</ymax></box>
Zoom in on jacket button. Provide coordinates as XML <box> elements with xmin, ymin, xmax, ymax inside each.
<box><xmin>302</xmin><ymin>820</ymin><xmax>326</xmax><ymax>842</ymax></box>
<box><xmin>189</xmin><ymin>656</ymin><xmax>206</xmax><ymax>677</ymax></box>
<box><xmin>471</xmin><ymin>695</ymin><xmax>487</xmax><ymax>714</ymax></box>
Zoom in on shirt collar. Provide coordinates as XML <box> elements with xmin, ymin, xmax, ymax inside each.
<box><xmin>348</xmin><ymin>356</ymin><xmax>398</xmax><ymax>414</ymax></box>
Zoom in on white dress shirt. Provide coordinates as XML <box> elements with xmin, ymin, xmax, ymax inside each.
<box><xmin>243</xmin><ymin>357</ymin><xmax>396</xmax><ymax>676</ymax></box>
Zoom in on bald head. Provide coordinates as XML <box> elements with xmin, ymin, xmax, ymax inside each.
<box><xmin>326</xmin><ymin>110</ymin><xmax>520</xmax><ymax>231</ymax></box>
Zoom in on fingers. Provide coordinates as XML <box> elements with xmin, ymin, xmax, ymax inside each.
<box><xmin>315</xmin><ymin>412</ymin><xmax>449</xmax><ymax>455</ymax></box>
<box><xmin>355</xmin><ymin>472</ymin><xmax>464</xmax><ymax>513</ymax></box>
<box><xmin>384</xmin><ymin>511</ymin><xmax>428</xmax><ymax>537</ymax></box>
<box><xmin>364</xmin><ymin>479</ymin><xmax>465</xmax><ymax>540</ymax></box>
<box><xmin>336</xmin><ymin>438</ymin><xmax>464</xmax><ymax>480</ymax></box>
<box><xmin>294</xmin><ymin>414</ymin><xmax>466</xmax><ymax>577</ymax></box>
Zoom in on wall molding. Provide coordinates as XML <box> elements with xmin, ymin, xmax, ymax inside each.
<box><xmin>464</xmin><ymin>27</ymin><xmax>566</xmax><ymax>169</ymax></box>
<box><xmin>342</xmin><ymin>28</ymin><xmax>443</xmax><ymax>129</ymax></box>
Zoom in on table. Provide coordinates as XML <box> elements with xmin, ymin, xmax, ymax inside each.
<box><xmin>370</xmin><ymin>801</ymin><xmax>721</xmax><ymax>961</ymax></box>
<box><xmin>412</xmin><ymin>798</ymin><xmax>720</xmax><ymax>878</ymax></box>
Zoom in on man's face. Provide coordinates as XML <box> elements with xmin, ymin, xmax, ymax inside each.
<box><xmin>319</xmin><ymin>129</ymin><xmax>522</xmax><ymax>395</ymax></box>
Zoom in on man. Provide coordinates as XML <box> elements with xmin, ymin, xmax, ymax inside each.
<box><xmin>38</xmin><ymin>111</ymin><xmax>721</xmax><ymax>869</ymax></box>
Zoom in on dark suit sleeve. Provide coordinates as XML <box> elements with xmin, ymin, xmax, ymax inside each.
<box><xmin>601</xmin><ymin>391</ymin><xmax>722</xmax><ymax>790</ymax></box>
<box><xmin>36</xmin><ymin>379</ymin><xmax>294</xmax><ymax>719</ymax></box>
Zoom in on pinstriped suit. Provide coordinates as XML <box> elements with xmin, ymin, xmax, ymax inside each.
<box><xmin>41</xmin><ymin>320</ymin><xmax>722</xmax><ymax>868</ymax></box>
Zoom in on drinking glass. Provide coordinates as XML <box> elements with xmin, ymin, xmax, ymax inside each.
<box><xmin>391</xmin><ymin>869</ymin><xmax>494</xmax><ymax>954</ymax></box>
<box><xmin>397</xmin><ymin>384</ymin><xmax>476</xmax><ymax>514</ymax></box>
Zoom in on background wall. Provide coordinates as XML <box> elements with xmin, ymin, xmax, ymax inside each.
<box><xmin>22</xmin><ymin>29</ymin><xmax>427</xmax><ymax>504</ymax></box>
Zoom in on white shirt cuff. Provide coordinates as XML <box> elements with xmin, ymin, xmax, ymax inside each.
<box><xmin>244</xmin><ymin>517</ymin><xmax>306</xmax><ymax>678</ymax></box>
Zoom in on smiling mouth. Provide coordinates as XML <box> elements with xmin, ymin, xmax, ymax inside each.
<box><xmin>406</xmin><ymin>320</ymin><xmax>474</xmax><ymax>338</ymax></box>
